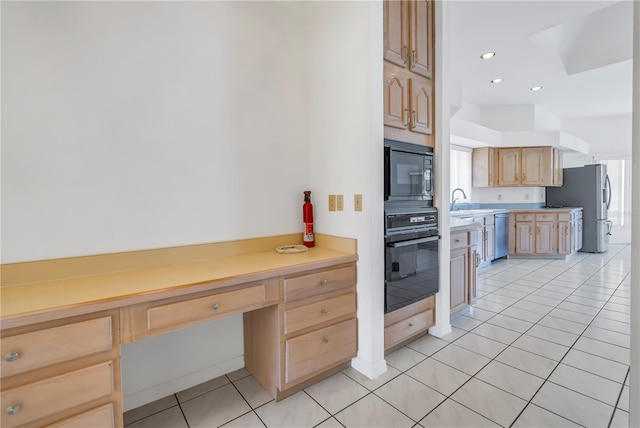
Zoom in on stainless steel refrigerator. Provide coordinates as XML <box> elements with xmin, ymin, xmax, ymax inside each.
<box><xmin>546</xmin><ymin>164</ymin><xmax>612</xmax><ymax>253</ymax></box>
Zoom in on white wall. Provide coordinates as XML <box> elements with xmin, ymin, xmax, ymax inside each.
<box><xmin>561</xmin><ymin>115</ymin><xmax>633</xmax><ymax>157</ymax></box>
<box><xmin>305</xmin><ymin>1</ymin><xmax>386</xmax><ymax>379</ymax></box>
<box><xmin>472</xmin><ymin>187</ymin><xmax>545</xmax><ymax>205</ymax></box>
<box><xmin>481</xmin><ymin>105</ymin><xmax>535</xmax><ymax>131</ymax></box>
<box><xmin>1</xmin><ymin>1</ymin><xmax>309</xmax><ymax>263</ymax></box>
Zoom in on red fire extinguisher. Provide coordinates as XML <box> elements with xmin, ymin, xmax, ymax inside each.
<box><xmin>303</xmin><ymin>190</ymin><xmax>315</xmax><ymax>248</ymax></box>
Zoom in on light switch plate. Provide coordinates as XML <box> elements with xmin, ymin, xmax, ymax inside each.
<box><xmin>336</xmin><ymin>195</ymin><xmax>344</xmax><ymax>211</ymax></box>
<box><xmin>328</xmin><ymin>194</ymin><xmax>336</xmax><ymax>211</ymax></box>
<box><xmin>354</xmin><ymin>194</ymin><xmax>363</xmax><ymax>212</ymax></box>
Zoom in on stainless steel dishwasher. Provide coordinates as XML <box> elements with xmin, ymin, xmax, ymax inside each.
<box><xmin>494</xmin><ymin>213</ymin><xmax>509</xmax><ymax>259</ymax></box>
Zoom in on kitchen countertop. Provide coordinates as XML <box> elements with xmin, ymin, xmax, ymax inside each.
<box><xmin>0</xmin><ymin>235</ymin><xmax>357</xmax><ymax>329</ymax></box>
<box><xmin>450</xmin><ymin>216</ymin><xmax>482</xmax><ymax>232</ymax></box>
<box><xmin>450</xmin><ymin>209</ymin><xmax>509</xmax><ymax>217</ymax></box>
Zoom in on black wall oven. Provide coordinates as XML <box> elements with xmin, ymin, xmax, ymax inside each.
<box><xmin>384</xmin><ymin>204</ymin><xmax>440</xmax><ymax>313</ymax></box>
<box><xmin>384</xmin><ymin>139</ymin><xmax>434</xmax><ymax>205</ymax></box>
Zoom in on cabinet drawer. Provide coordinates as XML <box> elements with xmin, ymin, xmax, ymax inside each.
<box><xmin>536</xmin><ymin>213</ymin><xmax>556</xmax><ymax>221</ymax></box>
<box><xmin>283</xmin><ymin>265</ymin><xmax>355</xmax><ymax>303</ymax></box>
<box><xmin>384</xmin><ymin>309</ymin><xmax>434</xmax><ymax>350</ymax></box>
<box><xmin>285</xmin><ymin>319</ymin><xmax>357</xmax><ymax>384</ymax></box>
<box><xmin>1</xmin><ymin>362</ymin><xmax>114</xmax><ymax>428</ymax></box>
<box><xmin>284</xmin><ymin>293</ymin><xmax>356</xmax><ymax>335</ymax></box>
<box><xmin>558</xmin><ymin>213</ymin><xmax>571</xmax><ymax>221</ymax></box>
<box><xmin>484</xmin><ymin>215</ymin><xmax>495</xmax><ymax>225</ymax></box>
<box><xmin>147</xmin><ymin>285</ymin><xmax>265</xmax><ymax>332</ymax></box>
<box><xmin>450</xmin><ymin>232</ymin><xmax>469</xmax><ymax>250</ymax></box>
<box><xmin>46</xmin><ymin>403</ymin><xmax>114</xmax><ymax>428</ymax></box>
<box><xmin>515</xmin><ymin>213</ymin><xmax>534</xmax><ymax>221</ymax></box>
<box><xmin>1</xmin><ymin>317</ymin><xmax>112</xmax><ymax>379</ymax></box>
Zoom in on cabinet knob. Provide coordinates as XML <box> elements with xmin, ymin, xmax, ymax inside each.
<box><xmin>321</xmin><ymin>280</ymin><xmax>328</xmax><ymax>286</ymax></box>
<box><xmin>321</xmin><ymin>308</ymin><xmax>329</xmax><ymax>315</ymax></box>
<box><xmin>211</xmin><ymin>303</ymin><xmax>220</xmax><ymax>311</ymax></box>
<box><xmin>409</xmin><ymin>322</ymin><xmax>414</xmax><ymax>327</ymax></box>
<box><xmin>4</xmin><ymin>352</ymin><xmax>19</xmax><ymax>362</ymax></box>
<box><xmin>322</xmin><ymin>337</ymin><xmax>329</xmax><ymax>344</ymax></box>
<box><xmin>6</xmin><ymin>404</ymin><xmax>20</xmax><ymax>416</ymax></box>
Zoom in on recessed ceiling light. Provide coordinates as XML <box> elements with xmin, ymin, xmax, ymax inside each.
<box><xmin>480</xmin><ymin>52</ymin><xmax>496</xmax><ymax>59</ymax></box>
<box><xmin>530</xmin><ymin>86</ymin><xmax>543</xmax><ymax>91</ymax></box>
<box><xmin>491</xmin><ymin>78</ymin><xmax>503</xmax><ymax>84</ymax></box>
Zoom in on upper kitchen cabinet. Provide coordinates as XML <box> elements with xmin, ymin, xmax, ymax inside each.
<box><xmin>384</xmin><ymin>0</ymin><xmax>433</xmax><ymax>78</ymax></box>
<box><xmin>383</xmin><ymin>0</ymin><xmax>435</xmax><ymax>147</ymax></box>
<box><xmin>473</xmin><ymin>146</ymin><xmax>562</xmax><ymax>187</ymax></box>
<box><xmin>472</xmin><ymin>147</ymin><xmax>498</xmax><ymax>187</ymax></box>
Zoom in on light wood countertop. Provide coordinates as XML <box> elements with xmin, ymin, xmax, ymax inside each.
<box><xmin>1</xmin><ymin>235</ymin><xmax>357</xmax><ymax>329</ymax></box>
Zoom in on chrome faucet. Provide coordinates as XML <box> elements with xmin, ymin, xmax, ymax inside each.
<box><xmin>450</xmin><ymin>188</ymin><xmax>467</xmax><ymax>210</ymax></box>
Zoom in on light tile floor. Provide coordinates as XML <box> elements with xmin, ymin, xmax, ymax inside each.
<box><xmin>124</xmin><ymin>244</ymin><xmax>632</xmax><ymax>427</ymax></box>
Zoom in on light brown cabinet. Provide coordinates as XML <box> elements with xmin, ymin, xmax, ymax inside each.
<box><xmin>473</xmin><ymin>215</ymin><xmax>495</xmax><ymax>266</ymax></box>
<box><xmin>472</xmin><ymin>147</ymin><xmax>498</xmax><ymax>187</ymax></box>
<box><xmin>245</xmin><ymin>263</ymin><xmax>357</xmax><ymax>400</ymax></box>
<box><xmin>510</xmin><ymin>210</ymin><xmax>582</xmax><ymax>256</ymax></box>
<box><xmin>384</xmin><ymin>296</ymin><xmax>435</xmax><ymax>352</ymax></box>
<box><xmin>473</xmin><ymin>146</ymin><xmax>562</xmax><ymax>188</ymax></box>
<box><xmin>449</xmin><ymin>228</ymin><xmax>478</xmax><ymax>317</ymax></box>
<box><xmin>383</xmin><ymin>0</ymin><xmax>434</xmax><ymax>147</ymax></box>
<box><xmin>384</xmin><ymin>0</ymin><xmax>433</xmax><ymax>78</ymax></box>
<box><xmin>1</xmin><ymin>313</ymin><xmax>121</xmax><ymax>428</ymax></box>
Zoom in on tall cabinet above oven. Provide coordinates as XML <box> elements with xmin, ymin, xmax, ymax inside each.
<box><xmin>382</xmin><ymin>0</ymin><xmax>437</xmax><ymax>353</ymax></box>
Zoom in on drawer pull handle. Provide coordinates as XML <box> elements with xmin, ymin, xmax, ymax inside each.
<box><xmin>455</xmin><ymin>239</ymin><xmax>460</xmax><ymax>242</ymax></box>
<box><xmin>409</xmin><ymin>322</ymin><xmax>414</xmax><ymax>327</ymax></box>
<box><xmin>321</xmin><ymin>280</ymin><xmax>328</xmax><ymax>286</ymax></box>
<box><xmin>6</xmin><ymin>404</ymin><xmax>20</xmax><ymax>415</ymax></box>
<box><xmin>211</xmin><ymin>303</ymin><xmax>220</xmax><ymax>311</ymax></box>
<box><xmin>321</xmin><ymin>308</ymin><xmax>329</xmax><ymax>315</ymax></box>
<box><xmin>322</xmin><ymin>337</ymin><xmax>329</xmax><ymax>344</ymax></box>
<box><xmin>4</xmin><ymin>352</ymin><xmax>19</xmax><ymax>362</ymax></box>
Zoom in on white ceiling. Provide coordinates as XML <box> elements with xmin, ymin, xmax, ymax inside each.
<box><xmin>448</xmin><ymin>0</ymin><xmax>635</xmax><ymax>120</ymax></box>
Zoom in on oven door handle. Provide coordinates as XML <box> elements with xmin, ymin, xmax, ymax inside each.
<box><xmin>387</xmin><ymin>235</ymin><xmax>441</xmax><ymax>248</ymax></box>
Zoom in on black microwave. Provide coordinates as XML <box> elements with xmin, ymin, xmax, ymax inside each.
<box><xmin>384</xmin><ymin>139</ymin><xmax>434</xmax><ymax>204</ymax></box>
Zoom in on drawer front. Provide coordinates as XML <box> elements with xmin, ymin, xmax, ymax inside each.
<box><xmin>450</xmin><ymin>232</ymin><xmax>469</xmax><ymax>250</ymax></box>
<box><xmin>147</xmin><ymin>285</ymin><xmax>265</xmax><ymax>332</ymax></box>
<box><xmin>285</xmin><ymin>319</ymin><xmax>357</xmax><ymax>384</ymax></box>
<box><xmin>1</xmin><ymin>317</ymin><xmax>112</xmax><ymax>379</ymax></box>
<box><xmin>558</xmin><ymin>213</ymin><xmax>571</xmax><ymax>221</ymax></box>
<box><xmin>484</xmin><ymin>215</ymin><xmax>495</xmax><ymax>225</ymax></box>
<box><xmin>284</xmin><ymin>293</ymin><xmax>356</xmax><ymax>335</ymax></box>
<box><xmin>1</xmin><ymin>362</ymin><xmax>114</xmax><ymax>428</ymax></box>
<box><xmin>46</xmin><ymin>403</ymin><xmax>114</xmax><ymax>428</ymax></box>
<box><xmin>536</xmin><ymin>213</ymin><xmax>556</xmax><ymax>221</ymax></box>
<box><xmin>515</xmin><ymin>213</ymin><xmax>534</xmax><ymax>221</ymax></box>
<box><xmin>283</xmin><ymin>265</ymin><xmax>355</xmax><ymax>303</ymax></box>
<box><xmin>384</xmin><ymin>309</ymin><xmax>434</xmax><ymax>349</ymax></box>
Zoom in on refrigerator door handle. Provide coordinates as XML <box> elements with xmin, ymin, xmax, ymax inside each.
<box><xmin>605</xmin><ymin>174</ymin><xmax>612</xmax><ymax>210</ymax></box>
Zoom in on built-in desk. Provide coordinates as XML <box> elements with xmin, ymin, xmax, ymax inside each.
<box><xmin>0</xmin><ymin>234</ymin><xmax>358</xmax><ymax>428</ymax></box>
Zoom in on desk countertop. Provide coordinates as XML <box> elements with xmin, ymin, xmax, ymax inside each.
<box><xmin>1</xmin><ymin>237</ymin><xmax>357</xmax><ymax>330</ymax></box>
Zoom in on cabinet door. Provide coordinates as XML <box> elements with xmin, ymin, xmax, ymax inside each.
<box><xmin>472</xmin><ymin>147</ymin><xmax>497</xmax><ymax>188</ymax></box>
<box><xmin>515</xmin><ymin>222</ymin><xmax>533</xmax><ymax>253</ymax></box>
<box><xmin>408</xmin><ymin>76</ymin><xmax>432</xmax><ymax>135</ymax></box>
<box><xmin>558</xmin><ymin>222</ymin><xmax>571</xmax><ymax>254</ymax></box>
<box><xmin>485</xmin><ymin>224</ymin><xmax>495</xmax><ymax>261</ymax></box>
<box><xmin>576</xmin><ymin>218</ymin><xmax>583</xmax><ymax>250</ymax></box>
<box><xmin>553</xmin><ymin>148</ymin><xmax>564</xmax><ymax>186</ymax></box>
<box><xmin>536</xmin><ymin>222</ymin><xmax>555</xmax><ymax>254</ymax></box>
<box><xmin>497</xmin><ymin>148</ymin><xmax>521</xmax><ymax>186</ymax></box>
<box><xmin>408</xmin><ymin>0</ymin><xmax>432</xmax><ymax>78</ymax></box>
<box><xmin>383</xmin><ymin>0</ymin><xmax>409</xmax><ymax>67</ymax></box>
<box><xmin>469</xmin><ymin>245</ymin><xmax>478</xmax><ymax>304</ymax></box>
<box><xmin>521</xmin><ymin>147</ymin><xmax>545</xmax><ymax>186</ymax></box>
<box><xmin>450</xmin><ymin>248</ymin><xmax>468</xmax><ymax>315</ymax></box>
<box><xmin>384</xmin><ymin>64</ymin><xmax>409</xmax><ymax>129</ymax></box>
